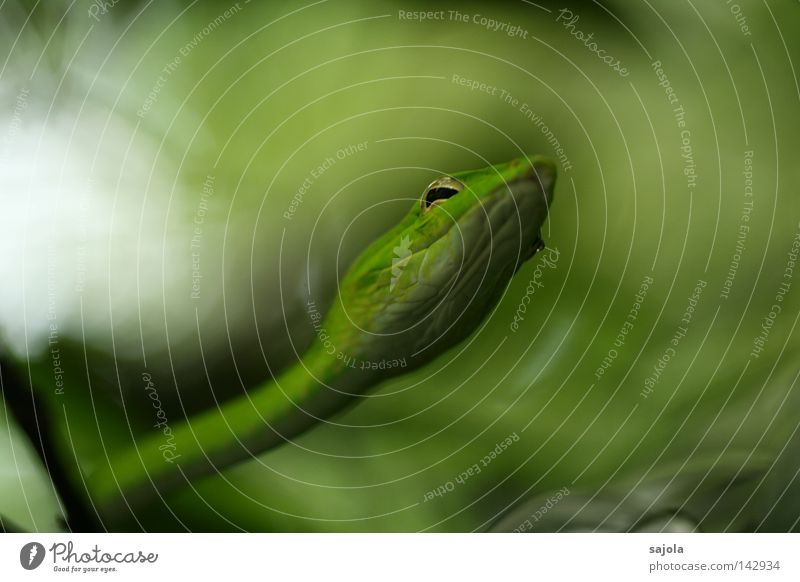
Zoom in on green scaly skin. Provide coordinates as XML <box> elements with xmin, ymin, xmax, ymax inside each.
<box><xmin>91</xmin><ymin>155</ymin><xmax>557</xmax><ymax>518</ymax></box>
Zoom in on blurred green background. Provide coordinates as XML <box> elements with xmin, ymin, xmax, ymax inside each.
<box><xmin>1</xmin><ymin>0</ymin><xmax>798</xmax><ymax>531</ymax></box>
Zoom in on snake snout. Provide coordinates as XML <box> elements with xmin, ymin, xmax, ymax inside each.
<box><xmin>530</xmin><ymin>161</ymin><xmax>556</xmax><ymax>201</ymax></box>
<box><xmin>503</xmin><ymin>159</ymin><xmax>556</xmax><ymax>229</ymax></box>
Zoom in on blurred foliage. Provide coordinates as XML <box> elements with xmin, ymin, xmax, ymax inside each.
<box><xmin>0</xmin><ymin>373</ymin><xmax>64</xmax><ymax>531</ymax></box>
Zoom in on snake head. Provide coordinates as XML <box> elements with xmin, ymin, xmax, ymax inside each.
<box><xmin>320</xmin><ymin>156</ymin><xmax>556</xmax><ymax>386</ymax></box>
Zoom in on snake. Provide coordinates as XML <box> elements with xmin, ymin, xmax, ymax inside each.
<box><xmin>91</xmin><ymin>155</ymin><xmax>557</xmax><ymax>518</ymax></box>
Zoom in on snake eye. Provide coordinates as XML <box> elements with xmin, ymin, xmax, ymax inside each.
<box><xmin>421</xmin><ymin>176</ymin><xmax>464</xmax><ymax>211</ymax></box>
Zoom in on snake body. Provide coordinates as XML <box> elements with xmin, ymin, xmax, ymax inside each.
<box><xmin>92</xmin><ymin>155</ymin><xmax>557</xmax><ymax>516</ymax></box>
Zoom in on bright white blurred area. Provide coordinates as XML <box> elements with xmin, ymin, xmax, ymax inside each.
<box><xmin>1</xmin><ymin>96</ymin><xmax>170</xmax><ymax>358</ymax></box>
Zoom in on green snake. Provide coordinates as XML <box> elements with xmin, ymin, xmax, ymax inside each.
<box><xmin>91</xmin><ymin>155</ymin><xmax>557</xmax><ymax>517</ymax></box>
